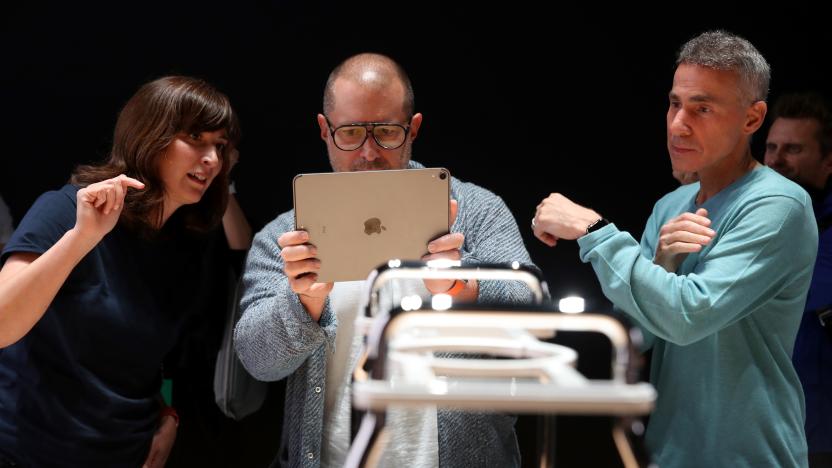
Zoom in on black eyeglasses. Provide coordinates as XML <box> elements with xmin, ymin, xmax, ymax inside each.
<box><xmin>324</xmin><ymin>115</ymin><xmax>411</xmax><ymax>151</ymax></box>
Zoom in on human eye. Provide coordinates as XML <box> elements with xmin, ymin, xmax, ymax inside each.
<box><xmin>786</xmin><ymin>144</ymin><xmax>803</xmax><ymax>154</ymax></box>
<box><xmin>337</xmin><ymin>127</ymin><xmax>365</xmax><ymax>142</ymax></box>
<box><xmin>377</xmin><ymin>126</ymin><xmax>397</xmax><ymax>136</ymax></box>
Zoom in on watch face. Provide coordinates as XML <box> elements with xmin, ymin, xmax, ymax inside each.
<box><xmin>587</xmin><ymin>217</ymin><xmax>609</xmax><ymax>234</ymax></box>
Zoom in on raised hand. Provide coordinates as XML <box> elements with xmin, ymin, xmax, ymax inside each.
<box><xmin>74</xmin><ymin>174</ymin><xmax>145</xmax><ymax>243</ymax></box>
<box><xmin>532</xmin><ymin>193</ymin><xmax>602</xmax><ymax>247</ymax></box>
<box><xmin>422</xmin><ymin>199</ymin><xmax>466</xmax><ymax>294</ymax></box>
<box><xmin>278</xmin><ymin>230</ymin><xmax>333</xmax><ymax>321</ymax></box>
<box><xmin>654</xmin><ymin>208</ymin><xmax>715</xmax><ymax>272</ymax></box>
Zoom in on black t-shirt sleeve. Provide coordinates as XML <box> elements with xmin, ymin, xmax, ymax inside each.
<box><xmin>1</xmin><ymin>185</ymin><xmax>78</xmax><ymax>264</ymax></box>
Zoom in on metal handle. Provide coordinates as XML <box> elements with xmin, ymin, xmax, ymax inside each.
<box><xmin>358</xmin><ymin>260</ymin><xmax>549</xmax><ymax>320</ymax></box>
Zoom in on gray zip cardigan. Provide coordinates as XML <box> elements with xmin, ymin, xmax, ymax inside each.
<box><xmin>235</xmin><ymin>161</ymin><xmax>538</xmax><ymax>467</ymax></box>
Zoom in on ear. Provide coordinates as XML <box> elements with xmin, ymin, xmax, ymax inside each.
<box><xmin>317</xmin><ymin>114</ymin><xmax>329</xmax><ymax>141</ymax></box>
<box><xmin>409</xmin><ymin>113</ymin><xmax>423</xmax><ymax>141</ymax></box>
<box><xmin>743</xmin><ymin>101</ymin><xmax>767</xmax><ymax>135</ymax></box>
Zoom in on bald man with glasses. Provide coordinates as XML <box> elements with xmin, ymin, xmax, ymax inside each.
<box><xmin>234</xmin><ymin>53</ymin><xmax>537</xmax><ymax>468</ymax></box>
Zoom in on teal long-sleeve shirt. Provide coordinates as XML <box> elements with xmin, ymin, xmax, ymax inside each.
<box><xmin>578</xmin><ymin>165</ymin><xmax>816</xmax><ymax>468</ymax></box>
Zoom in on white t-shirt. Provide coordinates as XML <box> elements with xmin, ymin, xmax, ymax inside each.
<box><xmin>321</xmin><ymin>280</ymin><xmax>438</xmax><ymax>468</ymax></box>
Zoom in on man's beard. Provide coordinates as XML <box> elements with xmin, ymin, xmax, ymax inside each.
<box><xmin>349</xmin><ymin>158</ymin><xmax>394</xmax><ymax>170</ymax></box>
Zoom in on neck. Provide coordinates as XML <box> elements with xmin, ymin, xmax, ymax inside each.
<box><xmin>696</xmin><ymin>147</ymin><xmax>758</xmax><ymax>205</ymax></box>
<box><xmin>157</xmin><ymin>199</ymin><xmax>181</xmax><ymax>228</ymax></box>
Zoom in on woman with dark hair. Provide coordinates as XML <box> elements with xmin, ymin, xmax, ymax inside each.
<box><xmin>0</xmin><ymin>75</ymin><xmax>240</xmax><ymax>468</ymax></box>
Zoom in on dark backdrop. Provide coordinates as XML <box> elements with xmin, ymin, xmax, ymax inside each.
<box><xmin>2</xmin><ymin>3</ymin><xmax>829</xmax><ymax>307</ymax></box>
<box><xmin>1</xmin><ymin>3</ymin><xmax>829</xmax><ymax>465</ymax></box>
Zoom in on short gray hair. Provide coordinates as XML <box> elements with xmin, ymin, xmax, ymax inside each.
<box><xmin>677</xmin><ymin>30</ymin><xmax>770</xmax><ymax>104</ymax></box>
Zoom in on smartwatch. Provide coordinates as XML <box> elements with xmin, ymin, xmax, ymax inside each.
<box><xmin>586</xmin><ymin>217</ymin><xmax>610</xmax><ymax>235</ymax></box>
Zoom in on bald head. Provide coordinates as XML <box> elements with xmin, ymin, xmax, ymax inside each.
<box><xmin>323</xmin><ymin>53</ymin><xmax>415</xmax><ymax>118</ymax></box>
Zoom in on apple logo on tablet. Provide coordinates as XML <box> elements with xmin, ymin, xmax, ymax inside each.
<box><xmin>364</xmin><ymin>217</ymin><xmax>386</xmax><ymax>235</ymax></box>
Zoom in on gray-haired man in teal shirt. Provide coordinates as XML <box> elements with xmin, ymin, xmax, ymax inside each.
<box><xmin>532</xmin><ymin>30</ymin><xmax>815</xmax><ymax>468</ymax></box>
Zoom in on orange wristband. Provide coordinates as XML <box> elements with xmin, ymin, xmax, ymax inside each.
<box><xmin>160</xmin><ymin>405</ymin><xmax>179</xmax><ymax>428</ymax></box>
<box><xmin>444</xmin><ymin>279</ymin><xmax>467</xmax><ymax>296</ymax></box>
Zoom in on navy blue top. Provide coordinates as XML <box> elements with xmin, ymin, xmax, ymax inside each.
<box><xmin>793</xmin><ymin>186</ymin><xmax>832</xmax><ymax>455</ymax></box>
<box><xmin>0</xmin><ymin>185</ymin><xmax>211</xmax><ymax>467</ymax></box>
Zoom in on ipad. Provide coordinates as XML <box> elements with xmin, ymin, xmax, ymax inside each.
<box><xmin>293</xmin><ymin>168</ymin><xmax>451</xmax><ymax>282</ymax></box>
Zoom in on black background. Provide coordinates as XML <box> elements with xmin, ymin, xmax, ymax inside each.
<box><xmin>1</xmin><ymin>3</ymin><xmax>829</xmax><ymax>465</ymax></box>
<box><xmin>2</xmin><ymin>2</ymin><xmax>830</xmax><ymax>308</ymax></box>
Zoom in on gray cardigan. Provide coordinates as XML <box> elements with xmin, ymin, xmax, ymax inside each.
<box><xmin>235</xmin><ymin>161</ymin><xmax>538</xmax><ymax>467</ymax></box>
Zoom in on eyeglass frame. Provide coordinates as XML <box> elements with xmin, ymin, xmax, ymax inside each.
<box><xmin>323</xmin><ymin>115</ymin><xmax>412</xmax><ymax>151</ymax></box>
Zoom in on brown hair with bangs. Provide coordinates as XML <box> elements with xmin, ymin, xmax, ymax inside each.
<box><xmin>71</xmin><ymin>76</ymin><xmax>240</xmax><ymax>235</ymax></box>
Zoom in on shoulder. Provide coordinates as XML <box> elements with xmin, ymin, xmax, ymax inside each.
<box><xmin>740</xmin><ymin>166</ymin><xmax>812</xmax><ymax>208</ymax></box>
<box><xmin>721</xmin><ymin>168</ymin><xmax>816</xmax><ymax>243</ymax></box>
<box><xmin>250</xmin><ymin>209</ymin><xmax>295</xmax><ymax>254</ymax></box>
<box><xmin>408</xmin><ymin>160</ymin><xmax>508</xmax><ymax>210</ymax></box>
<box><xmin>716</xmin><ymin>167</ymin><xmax>813</xmax><ymax>231</ymax></box>
<box><xmin>22</xmin><ymin>184</ymin><xmax>79</xmax><ymax>223</ymax></box>
<box><xmin>35</xmin><ymin>184</ymin><xmax>79</xmax><ymax>209</ymax></box>
<box><xmin>2</xmin><ymin>185</ymin><xmax>80</xmax><ymax>260</ymax></box>
<box><xmin>448</xmin><ymin>172</ymin><xmax>509</xmax><ymax>217</ymax></box>
<box><xmin>450</xmin><ymin>176</ymin><xmax>502</xmax><ymax>203</ymax></box>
